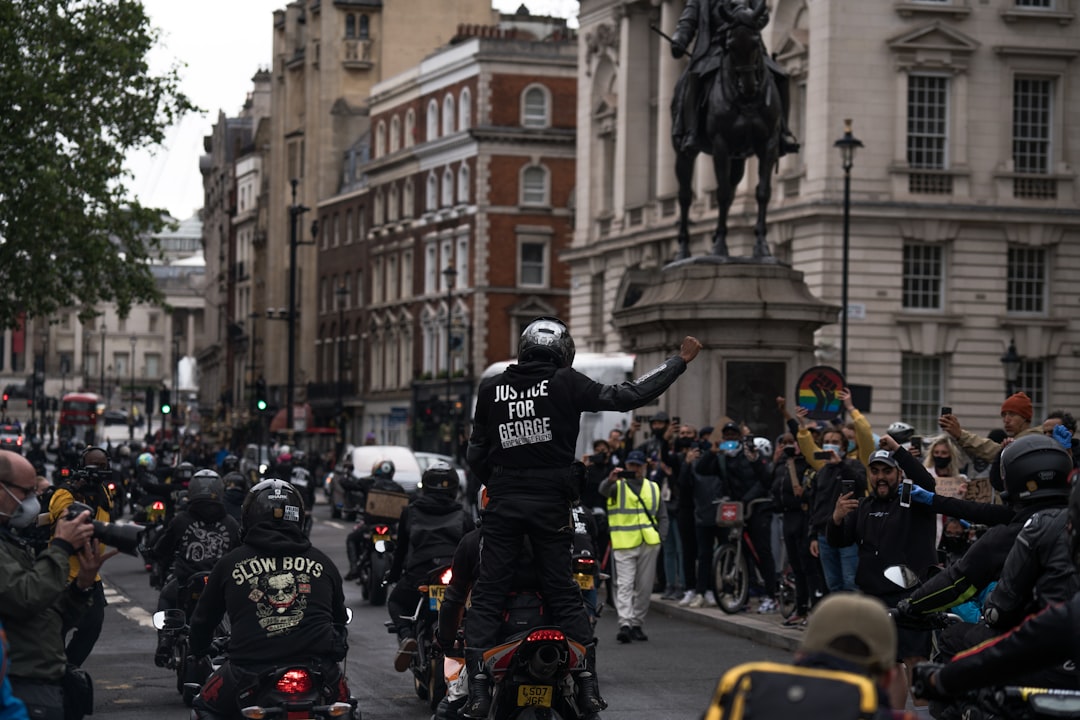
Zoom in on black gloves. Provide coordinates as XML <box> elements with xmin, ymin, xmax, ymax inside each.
<box><xmin>911</xmin><ymin>663</ymin><xmax>948</xmax><ymax>702</ymax></box>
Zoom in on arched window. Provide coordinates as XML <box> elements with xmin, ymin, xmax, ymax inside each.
<box><xmin>345</xmin><ymin>14</ymin><xmax>355</xmax><ymax>38</ymax></box>
<box><xmin>522</xmin><ymin>85</ymin><xmax>550</xmax><ymax>128</ymax></box>
<box><xmin>375</xmin><ymin>121</ymin><xmax>386</xmax><ymax>157</ymax></box>
<box><xmin>388</xmin><ymin>184</ymin><xmax>399</xmax><ymax>222</ymax></box>
<box><xmin>442</xmin><ymin>167</ymin><xmax>454</xmax><ymax>207</ymax></box>
<box><xmin>405</xmin><ymin>109</ymin><xmax>416</xmax><ymax>148</ymax></box>
<box><xmin>359</xmin><ymin>14</ymin><xmax>369</xmax><ymax>40</ymax></box>
<box><xmin>426</xmin><ymin>99</ymin><xmax>439</xmax><ymax>141</ymax></box>
<box><xmin>459</xmin><ymin>88</ymin><xmax>472</xmax><ymax>130</ymax></box>
<box><xmin>521</xmin><ymin>165</ymin><xmax>549</xmax><ymax>205</ymax></box>
<box><xmin>374</xmin><ymin>188</ymin><xmax>384</xmax><ymax>225</ymax></box>
<box><xmin>426</xmin><ymin>172</ymin><xmax>438</xmax><ymax>212</ymax></box>
<box><xmin>403</xmin><ymin>179</ymin><xmax>414</xmax><ymax>218</ymax></box>
<box><xmin>457</xmin><ymin>163</ymin><xmax>470</xmax><ymax>204</ymax></box>
<box><xmin>442</xmin><ymin>94</ymin><xmax>455</xmax><ymax>136</ymax></box>
<box><xmin>389</xmin><ymin>116</ymin><xmax>400</xmax><ymax>153</ymax></box>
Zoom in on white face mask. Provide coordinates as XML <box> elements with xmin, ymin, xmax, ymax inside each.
<box><xmin>1</xmin><ymin>484</ymin><xmax>41</xmax><ymax>530</ymax></box>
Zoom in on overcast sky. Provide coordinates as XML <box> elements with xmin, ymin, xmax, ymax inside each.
<box><xmin>125</xmin><ymin>0</ymin><xmax>580</xmax><ymax>221</ymax></box>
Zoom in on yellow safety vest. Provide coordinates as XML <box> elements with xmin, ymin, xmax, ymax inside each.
<box><xmin>607</xmin><ymin>479</ymin><xmax>661</xmax><ymax>549</ymax></box>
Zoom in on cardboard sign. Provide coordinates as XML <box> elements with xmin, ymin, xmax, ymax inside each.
<box><xmin>934</xmin><ymin>475</ymin><xmax>967</xmax><ymax>500</ymax></box>
<box><xmin>796</xmin><ymin>366</ymin><xmax>845</xmax><ymax>420</ymax></box>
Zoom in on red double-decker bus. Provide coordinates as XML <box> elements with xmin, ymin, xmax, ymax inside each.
<box><xmin>58</xmin><ymin>392</ymin><xmax>104</xmax><ymax>445</ymax></box>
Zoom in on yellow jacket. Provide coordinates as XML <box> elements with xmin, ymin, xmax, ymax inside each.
<box><xmin>797</xmin><ymin>409</ymin><xmax>874</xmax><ymax>472</ymax></box>
<box><xmin>49</xmin><ymin>486</ymin><xmax>112</xmax><ymax>582</ymax></box>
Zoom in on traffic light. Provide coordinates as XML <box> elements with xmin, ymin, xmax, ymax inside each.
<box><xmin>145</xmin><ymin>387</ymin><xmax>155</xmax><ymax>416</ymax></box>
<box><xmin>255</xmin><ymin>378</ymin><xmax>267</xmax><ymax>412</ymax></box>
<box><xmin>26</xmin><ymin>397</ymin><xmax>32</xmax><ymax>409</ymax></box>
<box><xmin>160</xmin><ymin>388</ymin><xmax>172</xmax><ymax>415</ymax></box>
<box><xmin>1</xmin><ymin>393</ymin><xmax>7</xmax><ymax>411</ymax></box>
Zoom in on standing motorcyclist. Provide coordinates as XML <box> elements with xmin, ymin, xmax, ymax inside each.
<box><xmin>189</xmin><ymin>479</ymin><xmax>352</xmax><ymax>717</ymax></box>
<box><xmin>152</xmin><ymin>469</ymin><xmax>240</xmax><ymax>667</ymax></box>
<box><xmin>386</xmin><ymin>462</ymin><xmax>473</xmax><ymax>671</ymax></box>
<box><xmin>464</xmin><ymin>316</ymin><xmax>702</xmax><ymax>719</ymax></box>
<box><xmin>343</xmin><ymin>460</ymin><xmax>401</xmax><ymax>581</ymax></box>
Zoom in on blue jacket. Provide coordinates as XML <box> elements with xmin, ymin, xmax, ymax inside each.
<box><xmin>0</xmin><ymin>621</ymin><xmax>29</xmax><ymax>720</ymax></box>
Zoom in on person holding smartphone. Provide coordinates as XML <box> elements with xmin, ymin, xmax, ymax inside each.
<box><xmin>827</xmin><ymin>440</ymin><xmax>937</xmax><ymax>709</ymax></box>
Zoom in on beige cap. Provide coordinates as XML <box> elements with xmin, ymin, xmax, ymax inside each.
<box><xmin>799</xmin><ymin>593</ymin><xmax>897</xmax><ymax>673</ymax></box>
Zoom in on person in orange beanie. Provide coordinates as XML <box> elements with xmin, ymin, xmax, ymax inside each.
<box><xmin>939</xmin><ymin>391</ymin><xmax>1040</xmax><ymax>464</ymax></box>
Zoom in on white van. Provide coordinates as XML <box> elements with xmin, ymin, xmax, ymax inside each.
<box><xmin>475</xmin><ymin>352</ymin><xmax>637</xmax><ymax>460</ymax></box>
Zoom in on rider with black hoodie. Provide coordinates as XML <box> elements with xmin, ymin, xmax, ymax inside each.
<box><xmin>189</xmin><ymin>479</ymin><xmax>351</xmax><ymax>717</ymax></box>
<box><xmin>463</xmin><ymin>317</ymin><xmax>701</xmax><ymax>719</ymax></box>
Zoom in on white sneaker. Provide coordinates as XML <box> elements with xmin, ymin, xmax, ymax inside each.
<box><xmin>678</xmin><ymin>590</ymin><xmax>699</xmax><ymax>607</ymax></box>
<box><xmin>758</xmin><ymin>597</ymin><xmax>778</xmax><ymax>614</ymax></box>
<box><xmin>704</xmin><ymin>591</ymin><xmax>717</xmax><ymax>607</ymax></box>
<box><xmin>688</xmin><ymin>594</ymin><xmax>706</xmax><ymax>609</ymax></box>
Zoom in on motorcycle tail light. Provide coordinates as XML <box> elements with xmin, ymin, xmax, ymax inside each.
<box><xmin>525</xmin><ymin>629</ymin><xmax>565</xmax><ymax>643</ymax></box>
<box><xmin>375</xmin><ymin>525</ymin><xmax>390</xmax><ymax>536</ymax></box>
<box><xmin>152</xmin><ymin>501</ymin><xmax>166</xmax><ymax>511</ymax></box>
<box><xmin>439</xmin><ymin>567</ymin><xmax>453</xmax><ymax>585</ymax></box>
<box><xmin>61</xmin><ymin>468</ymin><xmax>71</xmax><ymax>478</ymax></box>
<box><xmin>574</xmin><ymin>557</ymin><xmax>596</xmax><ymax>572</ymax></box>
<box><xmin>276</xmin><ymin>668</ymin><xmax>313</xmax><ymax>695</ymax></box>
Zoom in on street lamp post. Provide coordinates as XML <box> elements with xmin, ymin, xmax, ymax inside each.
<box><xmin>833</xmin><ymin>118</ymin><xmax>863</xmax><ymax>380</ymax></box>
<box><xmin>442</xmin><ymin>264</ymin><xmax>457</xmax><ymax>451</ymax></box>
<box><xmin>99</xmin><ymin>323</ymin><xmax>106</xmax><ymax>401</ymax></box>
<box><xmin>287</xmin><ymin>178</ymin><xmax>315</xmax><ymax>440</ymax></box>
<box><xmin>1000</xmin><ymin>339</ymin><xmax>1022</xmax><ymax>398</ymax></box>
<box><xmin>129</xmin><ymin>334</ymin><xmax>136</xmax><ymax>441</ymax></box>
<box><xmin>335</xmin><ymin>285</ymin><xmax>348</xmax><ymax>450</ymax></box>
<box><xmin>248</xmin><ymin>312</ymin><xmax>259</xmax><ymax>414</ymax></box>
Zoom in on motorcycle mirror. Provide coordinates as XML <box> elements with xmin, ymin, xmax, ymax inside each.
<box><xmin>345</xmin><ymin>608</ymin><xmax>353</xmax><ymax>625</ymax></box>
<box><xmin>152</xmin><ymin>610</ymin><xmax>167</xmax><ymax>630</ymax></box>
<box><xmin>884</xmin><ymin>565</ymin><xmax>920</xmax><ymax>589</ymax></box>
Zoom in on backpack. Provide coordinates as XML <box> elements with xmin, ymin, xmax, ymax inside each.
<box><xmin>702</xmin><ymin>661</ymin><xmax>881</xmax><ymax>720</ymax></box>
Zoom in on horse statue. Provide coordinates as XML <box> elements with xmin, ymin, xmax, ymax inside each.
<box><xmin>670</xmin><ymin>0</ymin><xmax>787</xmax><ymax>261</ymax></box>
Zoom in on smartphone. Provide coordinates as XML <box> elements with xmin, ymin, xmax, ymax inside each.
<box><xmin>813</xmin><ymin>450</ymin><xmax>832</xmax><ymax>460</ymax></box>
<box><xmin>617</xmin><ymin>469</ymin><xmax>637</xmax><ymax>480</ymax></box>
<box><xmin>899</xmin><ymin>478</ymin><xmax>913</xmax><ymax>508</ymax></box>
<box><xmin>634</xmin><ymin>415</ymin><xmax>648</xmax><ymax>424</ymax></box>
<box><xmin>841</xmin><ymin>479</ymin><xmax>855</xmax><ymax>496</ymax></box>
<box><xmin>672</xmin><ymin>416</ymin><xmax>681</xmax><ymax>426</ymax></box>
<box><xmin>940</xmin><ymin>406</ymin><xmax>952</xmax><ymax>417</ymax></box>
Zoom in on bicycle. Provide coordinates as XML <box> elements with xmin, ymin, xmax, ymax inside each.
<box><xmin>713</xmin><ymin>497</ymin><xmax>795</xmax><ymax>616</ymax></box>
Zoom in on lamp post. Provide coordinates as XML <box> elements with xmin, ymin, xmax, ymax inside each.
<box><xmin>335</xmin><ymin>284</ymin><xmax>348</xmax><ymax>450</ymax></box>
<box><xmin>129</xmin><ymin>334</ymin><xmax>136</xmax><ymax>441</ymax></box>
<box><xmin>834</xmin><ymin>118</ymin><xmax>863</xmax><ymax>380</ymax></box>
<box><xmin>99</xmin><ymin>323</ymin><xmax>106</xmax><ymax>400</ymax></box>
<box><xmin>442</xmin><ymin>263</ymin><xmax>457</xmax><ymax>450</ymax></box>
<box><xmin>287</xmin><ymin>178</ymin><xmax>315</xmax><ymax>440</ymax></box>
<box><xmin>1000</xmin><ymin>339</ymin><xmax>1022</xmax><ymax>398</ymax></box>
<box><xmin>248</xmin><ymin>312</ymin><xmax>259</xmax><ymax>414</ymax></box>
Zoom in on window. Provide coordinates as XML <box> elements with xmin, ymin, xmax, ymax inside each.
<box><xmin>907</xmin><ymin>74</ymin><xmax>951</xmax><ymax>194</ymax></box>
<box><xmin>1017</xmin><ymin>359</ymin><xmax>1046</xmax><ymax>420</ymax></box>
<box><xmin>902</xmin><ymin>243</ymin><xmax>943</xmax><ymax>310</ymax></box>
<box><xmin>521</xmin><ymin>165</ymin><xmax>548</xmax><ymax>205</ymax></box>
<box><xmin>1016</xmin><ymin>0</ymin><xmax>1053</xmax><ymax>7</ymax></box>
<box><xmin>403</xmin><ymin>179</ymin><xmax>414</xmax><ymax>218</ymax></box>
<box><xmin>372</xmin><ymin>258</ymin><xmax>383</xmax><ymax>304</ymax></box>
<box><xmin>145</xmin><ymin>353</ymin><xmax>160</xmax><ymax>379</ymax></box>
<box><xmin>342</xmin><ymin>273</ymin><xmax>351</xmax><ymax>309</ymax></box>
<box><xmin>456</xmin><ymin>234</ymin><xmax>469</xmax><ymax>289</ymax></box>
<box><xmin>405</xmin><ymin>110</ymin><xmax>415</xmax><ymax>148</ymax></box>
<box><xmin>427</xmin><ymin>99</ymin><xmax>439</xmax><ymax>141</ymax></box>
<box><xmin>522</xmin><ymin>85</ymin><xmax>549</xmax><ymax>128</ymax></box>
<box><xmin>442</xmin><ymin>168</ymin><xmax>454</xmax><ymax>207</ymax></box>
<box><xmin>148</xmin><ymin>313</ymin><xmax>159</xmax><ymax>333</ymax></box>
<box><xmin>113</xmin><ymin>353</ymin><xmax>129</xmax><ymax>376</ymax></box>
<box><xmin>443</xmin><ymin>94</ymin><xmax>455</xmax><ymax>136</ymax></box>
<box><xmin>459</xmin><ymin>88</ymin><xmax>472</xmax><ymax>130</ymax></box>
<box><xmin>389</xmin><ymin>116</ymin><xmax>400</xmax><ymax>153</ymax></box>
<box><xmin>320</xmin><ymin>278</ymin><xmax>329</xmax><ymax>313</ymax></box>
<box><xmin>901</xmin><ymin>355</ymin><xmax>942</xmax><ymax>435</ymax></box>
<box><xmin>374</xmin><ymin>189</ymin><xmax>384</xmax><ymax>225</ymax></box>
<box><xmin>1007</xmin><ymin>246</ymin><xmax>1046</xmax><ymax>313</ymax></box>
<box><xmin>375</xmin><ymin>121</ymin><xmax>386</xmax><ymax>158</ymax></box>
<box><xmin>1013</xmin><ymin>77</ymin><xmax>1054</xmax><ymax>198</ymax></box>
<box><xmin>441</xmin><ymin>239</ymin><xmax>454</xmax><ymax>290</ymax></box>
<box><xmin>359</xmin><ymin>14</ymin><xmax>369</xmax><ymax>39</ymax></box>
<box><xmin>333</xmin><ymin>214</ymin><xmax>341</xmax><ymax>247</ymax></box>
<box><xmin>401</xmin><ymin>250</ymin><xmax>413</xmax><ymax>297</ymax></box>
<box><xmin>345</xmin><ymin>210</ymin><xmax>353</xmax><ymax>244</ymax></box>
<box><xmin>388</xmin><ymin>185</ymin><xmax>399</xmax><ymax>222</ymax></box>
<box><xmin>457</xmin><ymin>163</ymin><xmax>470</xmax><ymax>204</ymax></box>
<box><xmin>426</xmin><ymin>172</ymin><xmax>438</xmax><ymax>212</ymax></box>
<box><xmin>387</xmin><ymin>255</ymin><xmax>398</xmax><ymax>301</ymax></box>
<box><xmin>320</xmin><ymin>213</ymin><xmax>329</xmax><ymax>249</ymax></box>
<box><xmin>425</xmin><ymin>242</ymin><xmax>437</xmax><ymax>294</ymax></box>
<box><xmin>519</xmin><ymin>238</ymin><xmax>548</xmax><ymax>287</ymax></box>
<box><xmin>345</xmin><ymin>13</ymin><xmax>355</xmax><ymax>38</ymax></box>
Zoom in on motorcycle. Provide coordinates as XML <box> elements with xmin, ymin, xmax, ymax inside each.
<box><xmin>386</xmin><ymin>564</ymin><xmax>452</xmax><ymax>711</ymax></box>
<box><xmin>910</xmin><ymin>677</ymin><xmax>1080</xmax><ymax>720</ymax></box>
<box><xmin>353</xmin><ymin>517</ymin><xmax>396</xmax><ymax>606</ymax></box>
<box><xmin>484</xmin><ymin>626</ymin><xmax>590</xmax><ymax>720</ymax></box>
<box><xmin>153</xmin><ymin>572</ymin><xmax>229</xmax><ymax>707</ymax></box>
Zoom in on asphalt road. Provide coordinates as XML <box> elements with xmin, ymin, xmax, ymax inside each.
<box><xmin>87</xmin><ymin>494</ymin><xmax>791</xmax><ymax>719</ymax></box>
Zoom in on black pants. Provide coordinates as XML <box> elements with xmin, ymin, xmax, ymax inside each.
<box><xmin>464</xmin><ymin>493</ymin><xmax>592</xmax><ymax>648</ymax></box>
<box><xmin>694</xmin><ymin>525</ymin><xmax>718</xmax><ymax>595</ymax></box>
<box><xmin>781</xmin><ymin>511</ymin><xmax>823</xmax><ymax>614</ymax></box>
<box><xmin>747</xmin><ymin>510</ymin><xmax>777</xmax><ymax>597</ymax></box>
<box><xmin>193</xmin><ymin>659</ymin><xmax>348</xmax><ymax>716</ymax></box>
<box><xmin>345</xmin><ymin>528</ymin><xmax>364</xmax><ymax>573</ymax></box>
<box><xmin>157</xmin><ymin>577</ymin><xmax>179</xmax><ymax>612</ymax></box>
<box><xmin>678</xmin><ymin>506</ymin><xmax>697</xmax><ymax>590</ymax></box>
<box><xmin>65</xmin><ymin>581</ymin><xmax>105</xmax><ymax>667</ymax></box>
<box><xmin>387</xmin><ymin>568</ymin><xmax>428</xmax><ymax>637</ymax></box>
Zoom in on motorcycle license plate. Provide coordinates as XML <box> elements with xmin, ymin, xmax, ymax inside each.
<box><xmin>428</xmin><ymin>584</ymin><xmax>446</xmax><ymax>611</ymax></box>
<box><xmin>517</xmin><ymin>685</ymin><xmax>552</xmax><ymax>707</ymax></box>
<box><xmin>374</xmin><ymin>533</ymin><xmax>390</xmax><ymax>542</ymax></box>
<box><xmin>575</xmin><ymin>573</ymin><xmax>595</xmax><ymax>590</ymax></box>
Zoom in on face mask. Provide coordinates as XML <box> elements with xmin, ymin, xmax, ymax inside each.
<box><xmin>652</xmin><ymin>426</ymin><xmax>666</xmax><ymax>439</ymax></box>
<box><xmin>1</xmin><ymin>485</ymin><xmax>41</xmax><ymax>530</ymax></box>
<box><xmin>719</xmin><ymin>440</ymin><xmax>741</xmax><ymax>457</ymax></box>
<box><xmin>847</xmin><ymin>440</ymin><xmax>856</xmax><ymax>453</ymax></box>
<box><xmin>933</xmin><ymin>456</ymin><xmax>951</xmax><ymax>470</ymax></box>
<box><xmin>822</xmin><ymin>443</ymin><xmax>842</xmax><ymax>456</ymax></box>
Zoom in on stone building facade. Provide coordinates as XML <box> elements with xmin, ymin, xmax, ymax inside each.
<box><xmin>570</xmin><ymin>0</ymin><xmax>1080</xmax><ymax>435</ymax></box>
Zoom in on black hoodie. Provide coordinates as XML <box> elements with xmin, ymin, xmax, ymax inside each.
<box><xmin>468</xmin><ymin>354</ymin><xmax>688</xmax><ymax>496</ymax></box>
<box><xmin>389</xmin><ymin>493</ymin><xmax>474</xmax><ymax>581</ymax></box>
<box><xmin>189</xmin><ymin>522</ymin><xmax>347</xmax><ymax>666</ymax></box>
<box><xmin>153</xmin><ymin>500</ymin><xmax>240</xmax><ymax>582</ymax></box>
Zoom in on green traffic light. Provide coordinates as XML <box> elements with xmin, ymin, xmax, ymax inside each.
<box><xmin>257</xmin><ymin>400</ymin><xmax>267</xmax><ymax>411</ymax></box>
<box><xmin>161</xmin><ymin>404</ymin><xmax>171</xmax><ymax>415</ymax></box>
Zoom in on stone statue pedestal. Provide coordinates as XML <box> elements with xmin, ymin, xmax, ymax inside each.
<box><xmin>611</xmin><ymin>259</ymin><xmax>839</xmax><ymax>437</ymax></box>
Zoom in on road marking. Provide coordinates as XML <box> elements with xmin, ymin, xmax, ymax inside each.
<box><xmin>324</xmin><ymin>520</ymin><xmax>346</xmax><ymax>530</ymax></box>
<box><xmin>117</xmin><ymin>605</ymin><xmax>157</xmax><ymax>629</ymax></box>
<box><xmin>103</xmin><ymin>587</ymin><xmax>129</xmax><ymax>604</ymax></box>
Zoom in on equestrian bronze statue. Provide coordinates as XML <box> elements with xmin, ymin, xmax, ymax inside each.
<box><xmin>669</xmin><ymin>0</ymin><xmax>799</xmax><ymax>261</ymax></box>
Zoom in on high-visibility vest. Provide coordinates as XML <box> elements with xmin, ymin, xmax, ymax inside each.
<box><xmin>607</xmin><ymin>479</ymin><xmax>661</xmax><ymax>549</ymax></box>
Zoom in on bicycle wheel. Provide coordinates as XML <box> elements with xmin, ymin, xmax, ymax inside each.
<box><xmin>713</xmin><ymin>543</ymin><xmax>749</xmax><ymax>614</ymax></box>
<box><xmin>778</xmin><ymin>572</ymin><xmax>797</xmax><ymax>619</ymax></box>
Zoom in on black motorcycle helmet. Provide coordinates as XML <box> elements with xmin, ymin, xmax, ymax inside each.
<box><xmin>174</xmin><ymin>461</ymin><xmax>196</xmax><ymax>488</ymax></box>
<box><xmin>420</xmin><ymin>461</ymin><xmax>459</xmax><ymax>497</ymax></box>
<box><xmin>241</xmin><ymin>478</ymin><xmax>306</xmax><ymax>536</ymax></box>
<box><xmin>222</xmin><ymin>471</ymin><xmax>249</xmax><ymax>493</ymax></box>
<box><xmin>371</xmin><ymin>460</ymin><xmax>395</xmax><ymax>480</ymax></box>
<box><xmin>188</xmin><ymin>469</ymin><xmax>224</xmax><ymax>503</ymax></box>
<box><xmin>518</xmin><ymin>316</ymin><xmax>575</xmax><ymax>368</ymax></box>
<box><xmin>997</xmin><ymin>434</ymin><xmax>1072</xmax><ymax>504</ymax></box>
<box><xmin>221</xmin><ymin>454</ymin><xmax>240</xmax><ymax>474</ymax></box>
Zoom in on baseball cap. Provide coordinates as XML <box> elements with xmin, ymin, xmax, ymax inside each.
<box><xmin>652</xmin><ymin>411</ymin><xmax>670</xmax><ymax>423</ymax></box>
<box><xmin>721</xmin><ymin>421</ymin><xmax>741</xmax><ymax>434</ymax></box>
<box><xmin>625</xmin><ymin>450</ymin><xmax>647</xmax><ymax>466</ymax></box>
<box><xmin>800</xmin><ymin>593</ymin><xmax>897</xmax><ymax>673</ymax></box>
<box><xmin>868</xmin><ymin>449</ymin><xmax>898</xmax><ymax>468</ymax></box>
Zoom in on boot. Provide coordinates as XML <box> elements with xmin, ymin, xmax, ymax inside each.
<box><xmin>463</xmin><ymin>648</ymin><xmax>491</xmax><ymax>719</ymax></box>
<box><xmin>577</xmin><ymin>641</ymin><xmax>607</xmax><ymax>715</ymax></box>
<box><xmin>154</xmin><ymin>630</ymin><xmax>172</xmax><ymax>668</ymax></box>
<box><xmin>344</xmin><ymin>538</ymin><xmax>360</xmax><ymax>581</ymax></box>
<box><xmin>394</xmin><ymin>632</ymin><xmax>417</xmax><ymax>673</ymax></box>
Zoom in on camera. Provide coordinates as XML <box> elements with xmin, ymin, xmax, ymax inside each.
<box><xmin>813</xmin><ymin>450</ymin><xmax>833</xmax><ymax>461</ymax></box>
<box><xmin>617</xmin><ymin>469</ymin><xmax>638</xmax><ymax>480</ymax></box>
<box><xmin>65</xmin><ymin>501</ymin><xmax>144</xmax><ymax>556</ymax></box>
<box><xmin>782</xmin><ymin>445</ymin><xmax>796</xmax><ymax>458</ymax></box>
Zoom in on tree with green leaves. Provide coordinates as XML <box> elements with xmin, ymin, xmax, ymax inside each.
<box><xmin>0</xmin><ymin>0</ymin><xmax>196</xmax><ymax>326</ymax></box>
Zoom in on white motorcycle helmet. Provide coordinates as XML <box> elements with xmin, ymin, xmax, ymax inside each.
<box><xmin>752</xmin><ymin>437</ymin><xmax>773</xmax><ymax>457</ymax></box>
